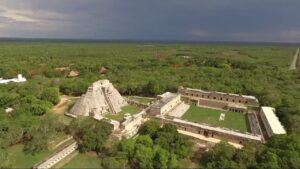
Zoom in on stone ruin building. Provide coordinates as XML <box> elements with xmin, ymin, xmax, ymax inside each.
<box><xmin>149</xmin><ymin>87</ymin><xmax>286</xmax><ymax>145</ymax></box>
<box><xmin>178</xmin><ymin>86</ymin><xmax>259</xmax><ymax>113</ymax></box>
<box><xmin>260</xmin><ymin>106</ymin><xmax>286</xmax><ymax>138</ymax></box>
<box><xmin>120</xmin><ymin>110</ymin><xmax>147</xmax><ymax>139</ymax></box>
<box><xmin>68</xmin><ymin>79</ymin><xmax>127</xmax><ymax>119</ymax></box>
<box><xmin>148</xmin><ymin>92</ymin><xmax>190</xmax><ymax>117</ymax></box>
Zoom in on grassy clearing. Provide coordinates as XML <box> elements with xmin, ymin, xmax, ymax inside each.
<box><xmin>62</xmin><ymin>152</ymin><xmax>102</xmax><ymax>169</ymax></box>
<box><xmin>182</xmin><ymin>106</ymin><xmax>249</xmax><ymax>132</ymax></box>
<box><xmin>3</xmin><ymin>144</ymin><xmax>52</xmax><ymax>169</ymax></box>
<box><xmin>179</xmin><ymin>158</ymin><xmax>200</xmax><ymax>168</ymax></box>
<box><xmin>128</xmin><ymin>96</ymin><xmax>156</xmax><ymax>103</ymax></box>
<box><xmin>105</xmin><ymin>105</ymin><xmax>142</xmax><ymax>121</ymax></box>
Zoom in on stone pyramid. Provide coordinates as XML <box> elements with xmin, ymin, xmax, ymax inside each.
<box><xmin>69</xmin><ymin>79</ymin><xmax>127</xmax><ymax>117</ymax></box>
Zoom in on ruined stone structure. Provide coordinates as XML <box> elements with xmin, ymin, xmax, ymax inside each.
<box><xmin>69</xmin><ymin>80</ymin><xmax>127</xmax><ymax>118</ymax></box>
<box><xmin>156</xmin><ymin>115</ymin><xmax>263</xmax><ymax>144</ymax></box>
<box><xmin>120</xmin><ymin>110</ymin><xmax>147</xmax><ymax>139</ymax></box>
<box><xmin>178</xmin><ymin>86</ymin><xmax>259</xmax><ymax>113</ymax></box>
<box><xmin>259</xmin><ymin>107</ymin><xmax>286</xmax><ymax>138</ymax></box>
<box><xmin>149</xmin><ymin>92</ymin><xmax>183</xmax><ymax>116</ymax></box>
<box><xmin>34</xmin><ymin>142</ymin><xmax>77</xmax><ymax>169</ymax></box>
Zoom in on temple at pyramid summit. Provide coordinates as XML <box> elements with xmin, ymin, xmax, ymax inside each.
<box><xmin>69</xmin><ymin>79</ymin><xmax>127</xmax><ymax>118</ymax></box>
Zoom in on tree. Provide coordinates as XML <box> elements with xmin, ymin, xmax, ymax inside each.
<box><xmin>140</xmin><ymin>120</ymin><xmax>160</xmax><ymax>138</ymax></box>
<box><xmin>168</xmin><ymin>153</ymin><xmax>179</xmax><ymax>169</ymax></box>
<box><xmin>70</xmin><ymin>118</ymin><xmax>113</xmax><ymax>153</ymax></box>
<box><xmin>135</xmin><ymin>135</ymin><xmax>153</xmax><ymax>147</ymax></box>
<box><xmin>201</xmin><ymin>142</ymin><xmax>237</xmax><ymax>169</ymax></box>
<box><xmin>146</xmin><ymin>80</ymin><xmax>160</xmax><ymax>95</ymax></box>
<box><xmin>41</xmin><ymin>87</ymin><xmax>60</xmax><ymax>105</ymax></box>
<box><xmin>257</xmin><ymin>151</ymin><xmax>280</xmax><ymax>169</ymax></box>
<box><xmin>23</xmin><ymin>114</ymin><xmax>63</xmax><ymax>154</ymax></box>
<box><xmin>30</xmin><ymin>101</ymin><xmax>51</xmax><ymax>116</ymax></box>
<box><xmin>153</xmin><ymin>146</ymin><xmax>169</xmax><ymax>169</ymax></box>
<box><xmin>0</xmin><ymin>149</ymin><xmax>11</xmax><ymax>169</ymax></box>
<box><xmin>133</xmin><ymin>145</ymin><xmax>154</xmax><ymax>169</ymax></box>
<box><xmin>119</xmin><ymin>139</ymin><xmax>135</xmax><ymax>158</ymax></box>
<box><xmin>102</xmin><ymin>157</ymin><xmax>127</xmax><ymax>169</ymax></box>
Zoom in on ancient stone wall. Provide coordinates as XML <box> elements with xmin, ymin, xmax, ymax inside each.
<box><xmin>156</xmin><ymin>115</ymin><xmax>263</xmax><ymax>144</ymax></box>
<box><xmin>178</xmin><ymin>86</ymin><xmax>259</xmax><ymax>107</ymax></box>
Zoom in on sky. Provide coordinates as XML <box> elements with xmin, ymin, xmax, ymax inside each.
<box><xmin>0</xmin><ymin>0</ymin><xmax>299</xmax><ymax>43</ymax></box>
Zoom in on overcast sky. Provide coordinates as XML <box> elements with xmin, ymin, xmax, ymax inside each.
<box><xmin>0</xmin><ymin>0</ymin><xmax>299</xmax><ymax>42</ymax></box>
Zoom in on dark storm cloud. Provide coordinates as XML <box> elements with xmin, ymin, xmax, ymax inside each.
<box><xmin>0</xmin><ymin>0</ymin><xmax>299</xmax><ymax>42</ymax></box>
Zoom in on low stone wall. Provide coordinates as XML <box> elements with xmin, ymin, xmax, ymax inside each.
<box><xmin>125</xmin><ymin>98</ymin><xmax>150</xmax><ymax>109</ymax></box>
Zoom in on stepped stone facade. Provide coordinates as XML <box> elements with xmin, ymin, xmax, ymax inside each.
<box><xmin>69</xmin><ymin>80</ymin><xmax>127</xmax><ymax>118</ymax></box>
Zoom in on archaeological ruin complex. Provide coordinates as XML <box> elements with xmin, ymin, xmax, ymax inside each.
<box><xmin>147</xmin><ymin>86</ymin><xmax>286</xmax><ymax>144</ymax></box>
<box><xmin>67</xmin><ymin>80</ymin><xmax>286</xmax><ymax>147</ymax></box>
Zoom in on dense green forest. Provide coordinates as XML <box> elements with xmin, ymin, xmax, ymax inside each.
<box><xmin>0</xmin><ymin>42</ymin><xmax>299</xmax><ymax>168</ymax></box>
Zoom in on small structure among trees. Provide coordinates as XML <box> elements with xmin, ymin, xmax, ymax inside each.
<box><xmin>0</xmin><ymin>74</ymin><xmax>27</xmax><ymax>84</ymax></box>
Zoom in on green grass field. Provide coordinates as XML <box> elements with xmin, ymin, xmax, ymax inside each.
<box><xmin>128</xmin><ymin>96</ymin><xmax>156</xmax><ymax>103</ymax></box>
<box><xmin>182</xmin><ymin>106</ymin><xmax>249</xmax><ymax>132</ymax></box>
<box><xmin>105</xmin><ymin>105</ymin><xmax>142</xmax><ymax>121</ymax></box>
<box><xmin>2</xmin><ymin>144</ymin><xmax>52</xmax><ymax>169</ymax></box>
<box><xmin>62</xmin><ymin>152</ymin><xmax>102</xmax><ymax>169</ymax></box>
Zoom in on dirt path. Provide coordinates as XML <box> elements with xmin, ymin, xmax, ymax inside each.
<box><xmin>51</xmin><ymin>95</ymin><xmax>79</xmax><ymax>114</ymax></box>
<box><xmin>51</xmin><ymin>97</ymin><xmax>69</xmax><ymax>113</ymax></box>
<box><xmin>289</xmin><ymin>48</ymin><xmax>299</xmax><ymax>70</ymax></box>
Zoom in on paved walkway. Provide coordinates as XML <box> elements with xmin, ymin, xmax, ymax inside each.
<box><xmin>178</xmin><ymin>130</ymin><xmax>243</xmax><ymax>149</ymax></box>
<box><xmin>168</xmin><ymin>102</ymin><xmax>190</xmax><ymax>117</ymax></box>
<box><xmin>289</xmin><ymin>48</ymin><xmax>299</xmax><ymax>70</ymax></box>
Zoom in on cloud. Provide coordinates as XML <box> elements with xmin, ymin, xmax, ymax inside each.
<box><xmin>0</xmin><ymin>9</ymin><xmax>37</xmax><ymax>22</ymax></box>
<box><xmin>0</xmin><ymin>0</ymin><xmax>299</xmax><ymax>42</ymax></box>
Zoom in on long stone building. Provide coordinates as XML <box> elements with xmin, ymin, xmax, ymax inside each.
<box><xmin>178</xmin><ymin>86</ymin><xmax>259</xmax><ymax>113</ymax></box>
<box><xmin>156</xmin><ymin>115</ymin><xmax>263</xmax><ymax>144</ymax></box>
<box><xmin>69</xmin><ymin>80</ymin><xmax>127</xmax><ymax>118</ymax></box>
<box><xmin>259</xmin><ymin>107</ymin><xmax>286</xmax><ymax>138</ymax></box>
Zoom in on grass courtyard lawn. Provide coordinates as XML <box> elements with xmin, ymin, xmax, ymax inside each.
<box><xmin>2</xmin><ymin>144</ymin><xmax>53</xmax><ymax>169</ymax></box>
<box><xmin>128</xmin><ymin>96</ymin><xmax>156</xmax><ymax>104</ymax></box>
<box><xmin>105</xmin><ymin>105</ymin><xmax>142</xmax><ymax>121</ymax></box>
<box><xmin>62</xmin><ymin>152</ymin><xmax>102</xmax><ymax>169</ymax></box>
<box><xmin>182</xmin><ymin>106</ymin><xmax>249</xmax><ymax>132</ymax></box>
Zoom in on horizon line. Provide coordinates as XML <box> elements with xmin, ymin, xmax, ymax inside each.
<box><xmin>0</xmin><ymin>37</ymin><xmax>299</xmax><ymax>45</ymax></box>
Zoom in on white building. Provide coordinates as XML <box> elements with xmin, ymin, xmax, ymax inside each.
<box><xmin>120</xmin><ymin>110</ymin><xmax>146</xmax><ymax>138</ymax></box>
<box><xmin>0</xmin><ymin>74</ymin><xmax>27</xmax><ymax>84</ymax></box>
<box><xmin>259</xmin><ymin>106</ymin><xmax>286</xmax><ymax>138</ymax></box>
<box><xmin>5</xmin><ymin>108</ymin><xmax>14</xmax><ymax>113</ymax></box>
<box><xmin>149</xmin><ymin>92</ymin><xmax>182</xmax><ymax>116</ymax></box>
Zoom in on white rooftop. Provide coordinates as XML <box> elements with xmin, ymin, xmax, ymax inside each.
<box><xmin>261</xmin><ymin>107</ymin><xmax>286</xmax><ymax>135</ymax></box>
<box><xmin>0</xmin><ymin>74</ymin><xmax>27</xmax><ymax>84</ymax></box>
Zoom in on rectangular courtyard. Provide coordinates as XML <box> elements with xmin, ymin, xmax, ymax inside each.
<box><xmin>182</xmin><ymin>106</ymin><xmax>250</xmax><ymax>133</ymax></box>
<box><xmin>105</xmin><ymin>105</ymin><xmax>142</xmax><ymax>121</ymax></box>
